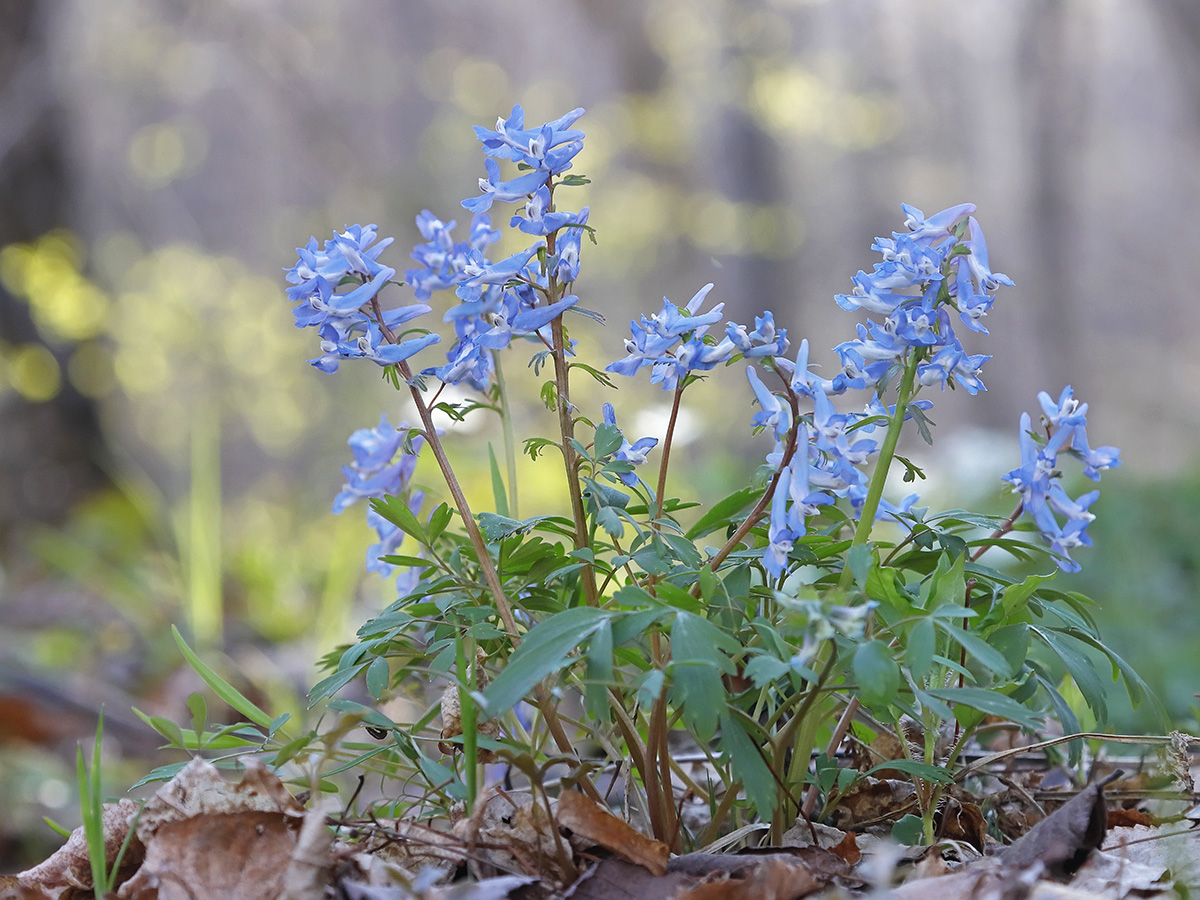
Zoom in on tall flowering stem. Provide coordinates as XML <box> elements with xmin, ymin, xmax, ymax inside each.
<box><xmin>654</xmin><ymin>384</ymin><xmax>685</xmax><ymax>523</ymax></box>
<box><xmin>493</xmin><ymin>354</ymin><xmax>520</xmax><ymax>517</ymax></box>
<box><xmin>370</xmin><ymin>308</ymin><xmax>600</xmax><ymax>800</ymax></box>
<box><xmin>838</xmin><ymin>350</ymin><xmax>922</xmax><ymax>591</ymax></box>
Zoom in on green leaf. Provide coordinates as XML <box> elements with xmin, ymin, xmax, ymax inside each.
<box><xmin>662</xmin><ymin>533</ymin><xmax>703</xmax><ymax>568</ymax></box>
<box><xmin>671</xmin><ymin>612</ymin><xmax>738</xmax><ymax>740</ymax></box>
<box><xmin>1032</xmin><ymin>667</ymin><xmax>1083</xmax><ymax>765</ymax></box>
<box><xmin>560</xmin><ymin>174</ymin><xmax>591</xmax><ymax>186</ymax></box>
<box><xmin>846</xmin><ymin>544</ymin><xmax>874</xmax><ymax>589</ymax></box>
<box><xmin>365</xmin><ymin>657</ymin><xmax>390</xmax><ymax>700</ymax></box>
<box><xmin>934</xmin><ymin>620</ymin><xmax>1014</xmax><ymax>678</ymax></box>
<box><xmin>427</xmin><ymin>503</ymin><xmax>453</xmax><ymax>544</ymax></box>
<box><xmin>594</xmin><ymin>422</ymin><xmax>624</xmax><ymax>458</ymax></box>
<box><xmin>172</xmin><ymin>626</ymin><xmax>274</xmax><ymax>729</ymax></box>
<box><xmin>307</xmin><ymin>664</ymin><xmax>366</xmax><ymax>706</ymax></box>
<box><xmin>327</xmin><ymin>698</ymin><xmax>397</xmax><ymax>732</ymax></box>
<box><xmin>719</xmin><ymin>710</ymin><xmax>776</xmax><ymax>820</ymax></box>
<box><xmin>370</xmin><ymin>496</ymin><xmax>426</xmax><ymax>544</ymax></box>
<box><xmin>686</xmin><ymin>487</ymin><xmax>759</xmax><ymax>540</ymax></box>
<box><xmin>488</xmin><ymin>446</ymin><xmax>509</xmax><ymax>518</ymax></box>
<box><xmin>922</xmin><ymin>552</ymin><xmax>966</xmax><ymax>611</ymax></box>
<box><xmin>743</xmin><ymin>654</ymin><xmax>790</xmax><ymax>687</ymax></box>
<box><xmin>892</xmin><ymin>814</ymin><xmax>925</xmax><ymax>845</ymax></box>
<box><xmin>999</xmin><ymin>572</ymin><xmax>1056</xmax><ymax>618</ymax></box>
<box><xmin>186</xmin><ymin>693</ymin><xmax>207</xmax><ymax>744</ymax></box>
<box><xmin>132</xmin><ymin>709</ymin><xmax>186</xmax><ymax>748</ymax></box>
<box><xmin>1030</xmin><ymin>627</ymin><xmax>1107</xmax><ymax>721</ymax></box>
<box><xmin>906</xmin><ymin>618</ymin><xmax>936</xmax><ymax>680</ymax></box>
<box><xmin>853</xmin><ymin>640</ymin><xmax>900</xmax><ymax>709</ymax></box>
<box><xmin>864</xmin><ymin>758</ymin><xmax>954</xmax><ymax>783</ymax></box>
<box><xmin>988</xmin><ymin>624</ymin><xmax>1031</xmax><ymax>676</ymax></box>
<box><xmin>480</xmin><ymin>607</ymin><xmax>610</xmax><ymax>717</ymax></box>
<box><xmin>1062</xmin><ymin>628</ymin><xmax>1151</xmax><ymax>710</ymax></box>
<box><xmin>584</xmin><ymin>619</ymin><xmax>614</xmax><ymax>720</ymax></box>
<box><xmin>654</xmin><ymin>582</ymin><xmax>704</xmax><ymax>613</ymax></box>
<box><xmin>925</xmin><ymin>686</ymin><xmax>1041</xmax><ymax>728</ymax></box>
<box><xmin>595</xmin><ymin>506</ymin><xmax>624</xmax><ymax>538</ymax></box>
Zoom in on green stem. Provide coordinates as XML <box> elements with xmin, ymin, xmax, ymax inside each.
<box><xmin>838</xmin><ymin>351</ymin><xmax>922</xmax><ymax>590</ymax></box>
<box><xmin>544</xmin><ymin>239</ymin><xmax>598</xmax><ymax>605</ymax></box>
<box><xmin>457</xmin><ymin>634</ymin><xmax>478</xmax><ymax>814</ymax></box>
<box><xmin>493</xmin><ymin>354</ymin><xmax>520</xmax><ymax>519</ymax></box>
<box><xmin>653</xmin><ymin>384</ymin><xmax>685</xmax><ymax>523</ymax></box>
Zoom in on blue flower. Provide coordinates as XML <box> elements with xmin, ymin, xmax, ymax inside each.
<box><xmin>474</xmin><ymin>105</ymin><xmax>586</xmax><ymax>170</ymax></box>
<box><xmin>901</xmin><ymin>203</ymin><xmax>976</xmax><ymax>244</ymax></box>
<box><xmin>310</xmin><ymin>325</ymin><xmax>440</xmax><ymax>373</ymax></box>
<box><xmin>774</xmin><ymin>339</ymin><xmax>850</xmax><ymax>398</ymax></box>
<box><xmin>462</xmin><ymin>157</ymin><xmax>548</xmax><ymax>214</ymax></box>
<box><xmin>601</xmin><ymin>403</ymin><xmax>659</xmax><ymax>487</ymax></box>
<box><xmin>1003</xmin><ymin>392</ymin><xmax>1119</xmax><ymax>571</ymax></box>
<box><xmin>727</xmin><ymin>311</ymin><xmax>789</xmax><ymax>358</ymax></box>
<box><xmin>333</xmin><ymin>415</ymin><xmax>423</xmax><ymax>514</ymax></box>
<box><xmin>746</xmin><ymin>366</ymin><xmax>790</xmax><ymax>442</ymax></box>
<box><xmin>963</xmin><ymin>217</ymin><xmax>1014</xmax><ymax>294</ymax></box>
<box><xmin>473</xmin><ymin>294</ymin><xmax>581</xmax><ymax>350</ymax></box>
<box><xmin>551</xmin><ymin>209</ymin><xmax>590</xmax><ymax>284</ymax></box>
<box><xmin>607</xmin><ymin>284</ymin><xmax>732</xmax><ymax>389</ymax></box>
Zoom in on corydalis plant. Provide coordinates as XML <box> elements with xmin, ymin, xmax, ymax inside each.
<box><xmin>280</xmin><ymin>103</ymin><xmax>1141</xmax><ymax>850</ymax></box>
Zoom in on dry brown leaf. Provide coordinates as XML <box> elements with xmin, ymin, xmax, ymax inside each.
<box><xmin>0</xmin><ymin>875</ymin><xmax>47</xmax><ymax>900</ymax></box>
<box><xmin>438</xmin><ymin>651</ymin><xmax>500</xmax><ymax>762</ymax></box>
<box><xmin>830</xmin><ymin>777</ymin><xmax>916</xmax><ymax>829</ymax></box>
<box><xmin>935</xmin><ymin>796</ymin><xmax>987</xmax><ymax>852</ymax></box>
<box><xmin>18</xmin><ymin>798</ymin><xmax>143</xmax><ymax>898</ymax></box>
<box><xmin>828</xmin><ymin>830</ymin><xmax>861</xmax><ymax>865</ymax></box>
<box><xmin>1105</xmin><ymin>807</ymin><xmax>1155</xmax><ymax>829</ymax></box>
<box><xmin>566</xmin><ymin>852</ymin><xmax>835</xmax><ymax>900</ymax></box>
<box><xmin>674</xmin><ymin>855</ymin><xmax>822</xmax><ymax>900</ymax></box>
<box><xmin>119</xmin><ymin>810</ymin><xmax>297</xmax><ymax>900</ymax></box>
<box><xmin>281</xmin><ymin>797</ymin><xmax>338</xmax><ymax>900</ymax></box>
<box><xmin>555</xmin><ymin>790</ymin><xmax>669</xmax><ymax>876</ymax></box>
<box><xmin>999</xmin><ymin>776</ymin><xmax>1113</xmax><ymax>877</ymax></box>
<box><xmin>452</xmin><ymin>789</ymin><xmax>571</xmax><ymax>881</ymax></box>
<box><xmin>135</xmin><ymin>756</ymin><xmax>303</xmax><ymax>842</ymax></box>
<box><xmin>562</xmin><ymin>858</ymin><xmax>689</xmax><ymax>900</ymax></box>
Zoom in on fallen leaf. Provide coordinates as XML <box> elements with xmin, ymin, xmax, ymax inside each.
<box><xmin>1105</xmin><ymin>808</ymin><xmax>1155</xmax><ymax>829</ymax></box>
<box><xmin>564</xmin><ymin>858</ymin><xmax>689</xmax><ymax>900</ymax></box>
<box><xmin>677</xmin><ymin>855</ymin><xmax>820</xmax><ymax>900</ymax></box>
<box><xmin>830</xmin><ymin>777</ymin><xmax>916</xmax><ymax>829</ymax></box>
<box><xmin>999</xmin><ymin>775</ymin><xmax>1114</xmax><ymax>878</ymax></box>
<box><xmin>935</xmin><ymin>797</ymin><xmax>987</xmax><ymax>852</ymax></box>
<box><xmin>135</xmin><ymin>756</ymin><xmax>302</xmax><ymax>842</ymax></box>
<box><xmin>118</xmin><ymin>811</ymin><xmax>297</xmax><ymax>900</ymax></box>
<box><xmin>439</xmin><ymin>650</ymin><xmax>500</xmax><ymax>762</ymax></box>
<box><xmin>342</xmin><ymin>873</ymin><xmax>538</xmax><ymax>899</ymax></box>
<box><xmin>282</xmin><ymin>798</ymin><xmax>338</xmax><ymax>900</ymax></box>
<box><xmin>452</xmin><ymin>789</ymin><xmax>572</xmax><ymax>881</ymax></box>
<box><xmin>0</xmin><ymin>874</ymin><xmax>53</xmax><ymax>900</ymax></box>
<box><xmin>829</xmin><ymin>830</ymin><xmax>861</xmax><ymax>865</ymax></box>
<box><xmin>18</xmin><ymin>798</ymin><xmax>144</xmax><ymax>899</ymax></box>
<box><xmin>555</xmin><ymin>790</ymin><xmax>669</xmax><ymax>876</ymax></box>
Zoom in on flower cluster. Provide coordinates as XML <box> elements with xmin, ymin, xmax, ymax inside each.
<box><xmin>404</xmin><ymin>105</ymin><xmax>592</xmax><ymax>392</ymax></box>
<box><xmin>1003</xmin><ymin>387</ymin><xmax>1121</xmax><ymax>571</ymax></box>
<box><xmin>833</xmin><ymin>204</ymin><xmax>1010</xmax><ymax>394</ymax></box>
<box><xmin>333</xmin><ymin>415</ymin><xmax>426</xmax><ymax>592</ymax></box>
<box><xmin>607</xmin><ymin>284</ymin><xmax>789</xmax><ymax>391</ymax></box>
<box><xmin>608</xmin><ymin>203</ymin><xmax>1007</xmax><ymax>578</ymax></box>
<box><xmin>284</xmin><ymin>225</ymin><xmax>440</xmax><ymax>373</ymax></box>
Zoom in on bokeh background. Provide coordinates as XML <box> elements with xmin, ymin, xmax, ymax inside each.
<box><xmin>3</xmin><ymin>0</ymin><xmax>1199</xmax><ymax>869</ymax></box>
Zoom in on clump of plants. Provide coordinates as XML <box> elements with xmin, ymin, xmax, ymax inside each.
<box><xmin>148</xmin><ymin>104</ymin><xmax>1139</xmax><ymax>850</ymax></box>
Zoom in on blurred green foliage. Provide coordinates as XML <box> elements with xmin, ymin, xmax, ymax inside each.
<box><xmin>1054</xmin><ymin>473</ymin><xmax>1200</xmax><ymax>731</ymax></box>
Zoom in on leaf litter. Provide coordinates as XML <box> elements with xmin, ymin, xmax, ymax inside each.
<box><xmin>9</xmin><ymin>742</ymin><xmax>1200</xmax><ymax>900</ymax></box>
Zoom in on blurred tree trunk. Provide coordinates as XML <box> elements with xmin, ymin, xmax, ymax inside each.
<box><xmin>0</xmin><ymin>0</ymin><xmax>109</xmax><ymax>545</ymax></box>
